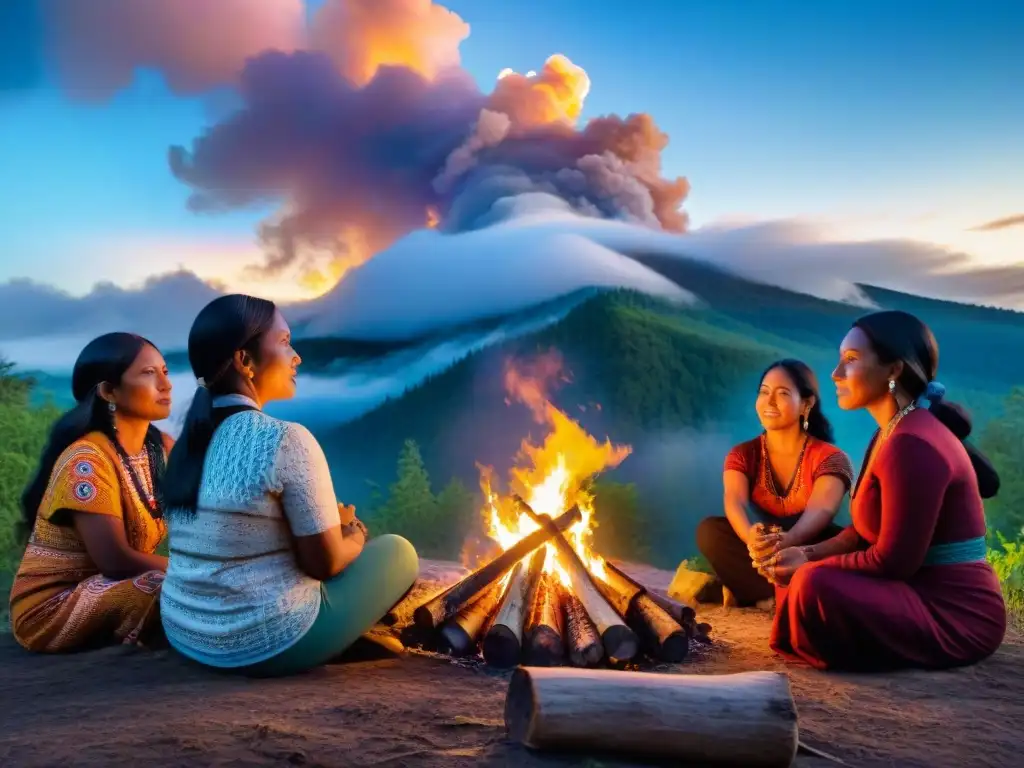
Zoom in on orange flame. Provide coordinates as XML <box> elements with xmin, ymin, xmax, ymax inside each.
<box><xmin>480</xmin><ymin>352</ymin><xmax>630</xmax><ymax>588</ymax></box>
<box><xmin>425</xmin><ymin>206</ymin><xmax>441</xmax><ymax>229</ymax></box>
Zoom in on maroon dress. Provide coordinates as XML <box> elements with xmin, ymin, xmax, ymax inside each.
<box><xmin>771</xmin><ymin>408</ymin><xmax>1006</xmax><ymax>671</ymax></box>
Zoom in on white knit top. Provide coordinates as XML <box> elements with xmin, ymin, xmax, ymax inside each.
<box><xmin>161</xmin><ymin>395</ymin><xmax>341</xmax><ymax>668</ymax></box>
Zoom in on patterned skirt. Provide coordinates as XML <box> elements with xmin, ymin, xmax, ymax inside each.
<box><xmin>10</xmin><ymin>546</ymin><xmax>165</xmax><ymax>653</ymax></box>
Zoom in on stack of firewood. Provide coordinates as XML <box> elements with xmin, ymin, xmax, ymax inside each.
<box><xmin>393</xmin><ymin>500</ymin><xmax>712</xmax><ymax>669</ymax></box>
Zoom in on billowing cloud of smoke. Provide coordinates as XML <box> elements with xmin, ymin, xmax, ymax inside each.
<box><xmin>311</xmin><ymin>0</ymin><xmax>469</xmax><ymax>87</ymax></box>
<box><xmin>163</xmin><ymin>1</ymin><xmax>689</xmax><ymax>283</ymax></box>
<box><xmin>8</xmin><ymin>0</ymin><xmax>682</xmax><ymax>288</ymax></box>
<box><xmin>37</xmin><ymin>0</ymin><xmax>306</xmax><ymax>100</ymax></box>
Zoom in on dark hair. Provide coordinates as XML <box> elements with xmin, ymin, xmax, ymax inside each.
<box><xmin>163</xmin><ymin>294</ymin><xmax>277</xmax><ymax>518</ymax></box>
<box><xmin>760</xmin><ymin>358</ymin><xmax>835</xmax><ymax>444</ymax></box>
<box><xmin>852</xmin><ymin>310</ymin><xmax>999</xmax><ymax>498</ymax></box>
<box><xmin>21</xmin><ymin>333</ymin><xmax>167</xmax><ymax>531</ymax></box>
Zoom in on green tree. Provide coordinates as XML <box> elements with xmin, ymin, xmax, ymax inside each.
<box><xmin>978</xmin><ymin>387</ymin><xmax>1024</xmax><ymax>540</ymax></box>
<box><xmin>369</xmin><ymin>439</ymin><xmax>476</xmax><ymax>559</ymax></box>
<box><xmin>1</xmin><ymin>358</ymin><xmax>61</xmax><ymax>623</ymax></box>
<box><xmin>435</xmin><ymin>478</ymin><xmax>476</xmax><ymax>547</ymax></box>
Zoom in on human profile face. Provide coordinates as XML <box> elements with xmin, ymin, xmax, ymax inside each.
<box><xmin>107</xmin><ymin>344</ymin><xmax>173</xmax><ymax>422</ymax></box>
<box><xmin>251</xmin><ymin>310</ymin><xmax>301</xmax><ymax>405</ymax></box>
<box><xmin>756</xmin><ymin>366</ymin><xmax>808</xmax><ymax>432</ymax></box>
<box><xmin>832</xmin><ymin>326</ymin><xmax>897</xmax><ymax>411</ymax></box>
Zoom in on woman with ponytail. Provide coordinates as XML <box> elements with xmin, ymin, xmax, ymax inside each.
<box><xmin>696</xmin><ymin>359</ymin><xmax>854</xmax><ymax>608</ymax></box>
<box><xmin>765</xmin><ymin>310</ymin><xmax>1006</xmax><ymax>671</ymax></box>
<box><xmin>10</xmin><ymin>333</ymin><xmax>173</xmax><ymax>652</ymax></box>
<box><xmin>160</xmin><ymin>295</ymin><xmax>418</xmax><ymax>676</ymax></box>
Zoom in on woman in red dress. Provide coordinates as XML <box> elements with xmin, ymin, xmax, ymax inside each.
<box><xmin>764</xmin><ymin>310</ymin><xmax>1006</xmax><ymax>671</ymax></box>
<box><xmin>696</xmin><ymin>359</ymin><xmax>854</xmax><ymax>607</ymax></box>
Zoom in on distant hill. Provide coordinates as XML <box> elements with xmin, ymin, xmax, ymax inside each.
<box><xmin>317</xmin><ymin>263</ymin><xmax>1024</xmax><ymax>516</ymax></box>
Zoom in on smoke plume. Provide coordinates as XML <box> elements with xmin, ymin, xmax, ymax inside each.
<box><xmin>13</xmin><ymin>1</ymin><xmax>689</xmax><ymax>287</ymax></box>
<box><xmin>311</xmin><ymin>0</ymin><xmax>469</xmax><ymax>87</ymax></box>
<box><xmin>39</xmin><ymin>0</ymin><xmax>306</xmax><ymax>100</ymax></box>
<box><xmin>164</xmin><ymin>2</ymin><xmax>689</xmax><ymax>284</ymax></box>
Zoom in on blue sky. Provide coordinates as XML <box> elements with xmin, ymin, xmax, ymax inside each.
<box><xmin>0</xmin><ymin>0</ymin><xmax>1021</xmax><ymax>297</ymax></box>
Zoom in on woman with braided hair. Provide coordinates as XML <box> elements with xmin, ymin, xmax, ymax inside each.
<box><xmin>761</xmin><ymin>310</ymin><xmax>1006</xmax><ymax>671</ymax></box>
<box><xmin>10</xmin><ymin>333</ymin><xmax>174</xmax><ymax>652</ymax></box>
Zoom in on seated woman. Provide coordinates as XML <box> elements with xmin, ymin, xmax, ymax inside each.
<box><xmin>160</xmin><ymin>294</ymin><xmax>419</xmax><ymax>677</ymax></box>
<box><xmin>10</xmin><ymin>333</ymin><xmax>173</xmax><ymax>652</ymax></box>
<box><xmin>696</xmin><ymin>359</ymin><xmax>854</xmax><ymax>607</ymax></box>
<box><xmin>765</xmin><ymin>310</ymin><xmax>1005</xmax><ymax>671</ymax></box>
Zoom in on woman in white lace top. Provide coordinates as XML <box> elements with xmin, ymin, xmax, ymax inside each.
<box><xmin>160</xmin><ymin>294</ymin><xmax>419</xmax><ymax>675</ymax></box>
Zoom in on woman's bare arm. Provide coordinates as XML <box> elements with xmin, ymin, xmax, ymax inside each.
<box><xmin>782</xmin><ymin>475</ymin><xmax>847</xmax><ymax>547</ymax></box>
<box><xmin>73</xmin><ymin>513</ymin><xmax>167</xmax><ymax>579</ymax></box>
<box><xmin>723</xmin><ymin>470</ymin><xmax>756</xmax><ymax>545</ymax></box>
<box><xmin>292</xmin><ymin>525</ymin><xmax>365</xmax><ymax>582</ymax></box>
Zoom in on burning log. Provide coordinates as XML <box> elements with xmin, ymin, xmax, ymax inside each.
<box><xmin>504</xmin><ymin>667</ymin><xmax>799</xmax><ymax>767</ymax></box>
<box><xmin>514</xmin><ymin>497</ymin><xmax>639</xmax><ymax>664</ymax></box>
<box><xmin>437</xmin><ymin>579</ymin><xmax>507</xmax><ymax>656</ymax></box>
<box><xmin>524</xmin><ymin>573</ymin><xmax>565</xmax><ymax>666</ymax></box>
<box><xmin>627</xmin><ymin>593</ymin><xmax>689</xmax><ymax>663</ymax></box>
<box><xmin>414</xmin><ymin>505</ymin><xmax>582</xmax><ymax>630</ymax></box>
<box><xmin>602</xmin><ymin>561</ymin><xmax>697</xmax><ymax>626</ymax></box>
<box><xmin>483</xmin><ymin>548</ymin><xmax>546</xmax><ymax>668</ymax></box>
<box><xmin>561</xmin><ymin>585</ymin><xmax>604</xmax><ymax>667</ymax></box>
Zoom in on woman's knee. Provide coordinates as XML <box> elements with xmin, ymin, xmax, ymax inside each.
<box><xmin>371</xmin><ymin>534</ymin><xmax>420</xmax><ymax>586</ymax></box>
<box><xmin>695</xmin><ymin>516</ymin><xmax>732</xmax><ymax>558</ymax></box>
<box><xmin>789</xmin><ymin>563</ymin><xmax>839</xmax><ymax>606</ymax></box>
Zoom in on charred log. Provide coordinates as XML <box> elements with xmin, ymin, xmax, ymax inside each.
<box><xmin>627</xmin><ymin>593</ymin><xmax>689</xmax><ymax>663</ymax></box>
<box><xmin>523</xmin><ymin>573</ymin><xmax>565</xmax><ymax>666</ymax></box>
<box><xmin>483</xmin><ymin>548</ymin><xmax>546</xmax><ymax>668</ymax></box>
<box><xmin>437</xmin><ymin>580</ymin><xmax>506</xmax><ymax>656</ymax></box>
<box><xmin>603</xmin><ymin>561</ymin><xmax>696</xmax><ymax>626</ymax></box>
<box><xmin>561</xmin><ymin>585</ymin><xmax>604</xmax><ymax>667</ymax></box>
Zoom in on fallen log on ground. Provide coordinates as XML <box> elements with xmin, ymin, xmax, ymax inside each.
<box><xmin>561</xmin><ymin>585</ymin><xmax>604</xmax><ymax>667</ymax></box>
<box><xmin>514</xmin><ymin>498</ymin><xmax>638</xmax><ymax>664</ymax></box>
<box><xmin>438</xmin><ymin>579</ymin><xmax>506</xmax><ymax>656</ymax></box>
<box><xmin>414</xmin><ymin>505</ymin><xmax>582</xmax><ymax>630</ymax></box>
<box><xmin>523</xmin><ymin>572</ymin><xmax>565</xmax><ymax>666</ymax></box>
<box><xmin>504</xmin><ymin>666</ymin><xmax>799</xmax><ymax>767</ymax></box>
<box><xmin>483</xmin><ymin>548</ymin><xmax>546</xmax><ymax>668</ymax></box>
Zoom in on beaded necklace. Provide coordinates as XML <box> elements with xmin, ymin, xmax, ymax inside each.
<box><xmin>759</xmin><ymin>433</ymin><xmax>809</xmax><ymax>503</ymax></box>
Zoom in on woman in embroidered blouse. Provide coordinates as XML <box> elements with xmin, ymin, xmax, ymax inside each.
<box><xmin>10</xmin><ymin>333</ymin><xmax>173</xmax><ymax>652</ymax></box>
<box><xmin>160</xmin><ymin>294</ymin><xmax>419</xmax><ymax>676</ymax></box>
<box><xmin>763</xmin><ymin>310</ymin><xmax>1005</xmax><ymax>671</ymax></box>
<box><xmin>696</xmin><ymin>359</ymin><xmax>854</xmax><ymax>608</ymax></box>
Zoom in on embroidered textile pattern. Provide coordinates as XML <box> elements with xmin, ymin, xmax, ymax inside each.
<box><xmin>9</xmin><ymin>434</ymin><xmax>168</xmax><ymax>652</ymax></box>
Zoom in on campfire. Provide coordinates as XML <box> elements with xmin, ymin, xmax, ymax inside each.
<box><xmin>395</xmin><ymin>353</ymin><xmax>711</xmax><ymax>669</ymax></box>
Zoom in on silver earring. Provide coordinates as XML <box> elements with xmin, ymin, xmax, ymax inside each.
<box><xmin>802</xmin><ymin>417</ymin><xmax>809</xmax><ymax>431</ymax></box>
<box><xmin>888</xmin><ymin>380</ymin><xmax>896</xmax><ymax>395</ymax></box>
<box><xmin>108</xmin><ymin>401</ymin><xmax>116</xmax><ymax>414</ymax></box>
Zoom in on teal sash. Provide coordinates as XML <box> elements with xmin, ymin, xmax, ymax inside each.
<box><xmin>922</xmin><ymin>536</ymin><xmax>987</xmax><ymax>566</ymax></box>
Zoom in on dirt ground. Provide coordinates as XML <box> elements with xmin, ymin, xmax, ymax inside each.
<box><xmin>1</xmin><ymin>560</ymin><xmax>1022</xmax><ymax>768</ymax></box>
